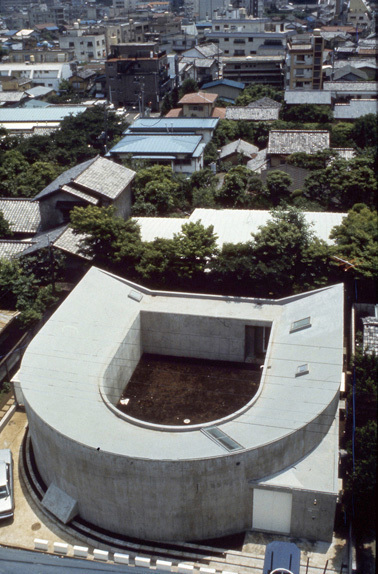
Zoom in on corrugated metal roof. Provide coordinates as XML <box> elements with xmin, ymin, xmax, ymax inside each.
<box><xmin>109</xmin><ymin>134</ymin><xmax>203</xmax><ymax>156</ymax></box>
<box><xmin>128</xmin><ymin>118</ymin><xmax>219</xmax><ymax>131</ymax></box>
<box><xmin>0</xmin><ymin>106</ymin><xmax>87</xmax><ymax>123</ymax></box>
<box><xmin>201</xmin><ymin>79</ymin><xmax>245</xmax><ymax>90</ymax></box>
<box><xmin>284</xmin><ymin>90</ymin><xmax>332</xmax><ymax>105</ymax></box>
<box><xmin>0</xmin><ymin>199</ymin><xmax>41</xmax><ymax>233</ymax></box>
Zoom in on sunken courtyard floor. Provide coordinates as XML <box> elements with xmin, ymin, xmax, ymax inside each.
<box><xmin>117</xmin><ymin>353</ymin><xmax>262</xmax><ymax>425</ymax></box>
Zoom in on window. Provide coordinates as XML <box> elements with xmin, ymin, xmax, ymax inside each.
<box><xmin>87</xmin><ymin>42</ymin><xmax>93</xmax><ymax>47</ymax></box>
<box><xmin>224</xmin><ymin>37</ymin><xmax>229</xmax><ymax>42</ymax></box>
<box><xmin>290</xmin><ymin>317</ymin><xmax>311</xmax><ymax>333</ymax></box>
<box><xmin>296</xmin><ymin>55</ymin><xmax>305</xmax><ymax>62</ymax></box>
<box><xmin>202</xmin><ymin>427</ymin><xmax>243</xmax><ymax>452</ymax></box>
<box><xmin>234</xmin><ymin>39</ymin><xmax>245</xmax><ymax>44</ymax></box>
<box><xmin>296</xmin><ymin>364</ymin><xmax>309</xmax><ymax>377</ymax></box>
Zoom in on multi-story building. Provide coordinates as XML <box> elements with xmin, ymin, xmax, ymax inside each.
<box><xmin>285</xmin><ymin>30</ymin><xmax>324</xmax><ymax>90</ymax></box>
<box><xmin>59</xmin><ymin>25</ymin><xmax>106</xmax><ymax>62</ymax></box>
<box><xmin>222</xmin><ymin>55</ymin><xmax>284</xmax><ymax>86</ymax></box>
<box><xmin>105</xmin><ymin>43</ymin><xmax>172</xmax><ymax>111</ymax></box>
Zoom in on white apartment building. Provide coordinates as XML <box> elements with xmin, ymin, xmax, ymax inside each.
<box><xmin>59</xmin><ymin>26</ymin><xmax>106</xmax><ymax>62</ymax></box>
<box><xmin>0</xmin><ymin>63</ymin><xmax>72</xmax><ymax>91</ymax></box>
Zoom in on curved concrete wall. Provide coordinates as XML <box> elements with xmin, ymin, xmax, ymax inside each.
<box><xmin>25</xmin><ymin>388</ymin><xmax>339</xmax><ymax>541</ymax></box>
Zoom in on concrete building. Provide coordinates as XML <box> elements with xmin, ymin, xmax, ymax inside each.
<box><xmin>59</xmin><ymin>26</ymin><xmax>106</xmax><ymax>62</ymax></box>
<box><xmin>0</xmin><ymin>62</ymin><xmax>72</xmax><ymax>91</ymax></box>
<box><xmin>285</xmin><ymin>31</ymin><xmax>324</xmax><ymax>90</ymax></box>
<box><xmin>17</xmin><ymin>267</ymin><xmax>344</xmax><ymax>542</ymax></box>
<box><xmin>105</xmin><ymin>43</ymin><xmax>171</xmax><ymax>112</ymax></box>
<box><xmin>222</xmin><ymin>55</ymin><xmax>284</xmax><ymax>87</ymax></box>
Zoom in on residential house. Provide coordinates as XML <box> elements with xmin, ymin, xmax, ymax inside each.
<box><xmin>225</xmin><ymin>97</ymin><xmax>282</xmax><ymax>121</ymax></box>
<box><xmin>0</xmin><ymin>106</ymin><xmax>87</xmax><ymax>136</ymax></box>
<box><xmin>284</xmin><ymin>90</ymin><xmax>332</xmax><ymax>105</ymax></box>
<box><xmin>267</xmin><ymin>130</ymin><xmax>330</xmax><ymax>167</ymax></box>
<box><xmin>69</xmin><ymin>69</ymin><xmax>97</xmax><ymax>94</ymax></box>
<box><xmin>34</xmin><ymin>156</ymin><xmax>136</xmax><ymax>229</ymax></box>
<box><xmin>200</xmin><ymin>79</ymin><xmax>245</xmax><ymax>103</ymax></box>
<box><xmin>322</xmin><ymin>81</ymin><xmax>378</xmax><ymax>101</ymax></box>
<box><xmin>180</xmin><ymin>57</ymin><xmax>219</xmax><ymax>85</ymax></box>
<box><xmin>0</xmin><ymin>62</ymin><xmax>72</xmax><ymax>91</ymax></box>
<box><xmin>108</xmin><ymin>134</ymin><xmax>206</xmax><ymax>175</ymax></box>
<box><xmin>125</xmin><ymin>117</ymin><xmax>219</xmax><ymax>144</ymax></box>
<box><xmin>219</xmin><ymin>139</ymin><xmax>259</xmax><ymax>165</ymax></box>
<box><xmin>333</xmin><ymin>99</ymin><xmax>378</xmax><ymax>120</ymax></box>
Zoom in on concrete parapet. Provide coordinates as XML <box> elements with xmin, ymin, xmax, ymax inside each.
<box><xmin>114</xmin><ymin>553</ymin><xmax>130</xmax><ymax>564</ymax></box>
<box><xmin>199</xmin><ymin>568</ymin><xmax>216</xmax><ymax>574</ymax></box>
<box><xmin>53</xmin><ymin>542</ymin><xmax>68</xmax><ymax>554</ymax></box>
<box><xmin>93</xmin><ymin>549</ymin><xmax>109</xmax><ymax>561</ymax></box>
<box><xmin>34</xmin><ymin>538</ymin><xmax>49</xmax><ymax>551</ymax></box>
<box><xmin>73</xmin><ymin>545</ymin><xmax>88</xmax><ymax>558</ymax></box>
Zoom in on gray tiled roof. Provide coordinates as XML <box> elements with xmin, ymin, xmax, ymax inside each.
<box><xmin>0</xmin><ymin>240</ymin><xmax>33</xmax><ymax>259</ymax></box>
<box><xmin>0</xmin><ymin>198</ymin><xmax>41</xmax><ymax>234</ymax></box>
<box><xmin>226</xmin><ymin>106</ymin><xmax>279</xmax><ymax>121</ymax></box>
<box><xmin>268</xmin><ymin>130</ymin><xmax>330</xmax><ymax>155</ymax></box>
<box><xmin>0</xmin><ymin>91</ymin><xmax>26</xmax><ymax>103</ymax></box>
<box><xmin>247</xmin><ymin>97</ymin><xmax>282</xmax><ymax>109</ymax></box>
<box><xmin>60</xmin><ymin>185</ymin><xmax>100</xmax><ymax>204</ymax></box>
<box><xmin>53</xmin><ymin>226</ymin><xmax>92</xmax><ymax>259</ymax></box>
<box><xmin>35</xmin><ymin>156</ymin><xmax>135</xmax><ymax>202</ymax></box>
<box><xmin>220</xmin><ymin>139</ymin><xmax>258</xmax><ymax>160</ymax></box>
<box><xmin>73</xmin><ymin>156</ymin><xmax>135</xmax><ymax>200</ymax></box>
<box><xmin>21</xmin><ymin>224</ymin><xmax>68</xmax><ymax>256</ymax></box>
<box><xmin>246</xmin><ymin>148</ymin><xmax>268</xmax><ymax>172</ymax></box>
<box><xmin>323</xmin><ymin>81</ymin><xmax>378</xmax><ymax>91</ymax></box>
<box><xmin>35</xmin><ymin>157</ymin><xmax>98</xmax><ymax>200</ymax></box>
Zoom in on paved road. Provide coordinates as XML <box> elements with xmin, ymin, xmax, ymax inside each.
<box><xmin>0</xmin><ymin>546</ymin><xmax>149</xmax><ymax>573</ymax></box>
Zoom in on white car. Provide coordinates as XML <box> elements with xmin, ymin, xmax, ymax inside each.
<box><xmin>0</xmin><ymin>449</ymin><xmax>14</xmax><ymax>519</ymax></box>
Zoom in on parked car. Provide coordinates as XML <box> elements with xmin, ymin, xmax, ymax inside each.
<box><xmin>0</xmin><ymin>449</ymin><xmax>14</xmax><ymax>519</ymax></box>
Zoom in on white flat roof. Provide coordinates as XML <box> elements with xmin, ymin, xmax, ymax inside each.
<box><xmin>136</xmin><ymin>209</ymin><xmax>347</xmax><ymax>246</ymax></box>
<box><xmin>19</xmin><ymin>267</ymin><xmax>344</xmax><ymax>462</ymax></box>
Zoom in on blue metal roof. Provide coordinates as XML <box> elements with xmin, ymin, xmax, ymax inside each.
<box><xmin>202</xmin><ymin>79</ymin><xmax>245</xmax><ymax>90</ymax></box>
<box><xmin>126</xmin><ymin>117</ymin><xmax>219</xmax><ymax>133</ymax></box>
<box><xmin>0</xmin><ymin>106</ymin><xmax>87</xmax><ymax>122</ymax></box>
<box><xmin>109</xmin><ymin>134</ymin><xmax>203</xmax><ymax>156</ymax></box>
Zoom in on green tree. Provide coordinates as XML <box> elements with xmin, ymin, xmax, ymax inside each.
<box><xmin>249</xmin><ymin>207</ymin><xmax>329</xmax><ymax>297</ymax></box>
<box><xmin>350</xmin><ymin>113</ymin><xmax>377</xmax><ymax>149</ymax></box>
<box><xmin>236</xmin><ymin>84</ymin><xmax>283</xmax><ymax>106</ymax></box>
<box><xmin>330</xmin><ymin>204</ymin><xmax>378</xmax><ymax>280</ymax></box>
<box><xmin>0</xmin><ymin>150</ymin><xmax>29</xmax><ymax>197</ymax></box>
<box><xmin>330</xmin><ymin>122</ymin><xmax>354</xmax><ymax>148</ymax></box>
<box><xmin>216</xmin><ymin>166</ymin><xmax>265</xmax><ymax>207</ymax></box>
<box><xmin>70</xmin><ymin>205</ymin><xmax>142</xmax><ymax>272</ymax></box>
<box><xmin>132</xmin><ymin>165</ymin><xmax>184</xmax><ymax>215</ymax></box>
<box><xmin>179</xmin><ymin>78</ymin><xmax>199</xmax><ymax>98</ymax></box>
<box><xmin>0</xmin><ymin>210</ymin><xmax>12</xmax><ymax>238</ymax></box>
<box><xmin>265</xmin><ymin>170</ymin><xmax>293</xmax><ymax>205</ymax></box>
<box><xmin>303</xmin><ymin>157</ymin><xmax>376</xmax><ymax>210</ymax></box>
<box><xmin>280</xmin><ymin>104</ymin><xmax>333</xmax><ymax>123</ymax></box>
<box><xmin>0</xmin><ymin>258</ymin><xmax>58</xmax><ymax>326</ymax></box>
<box><xmin>344</xmin><ymin>350</ymin><xmax>377</xmax><ymax>535</ymax></box>
<box><xmin>171</xmin><ymin>220</ymin><xmax>218</xmax><ymax>281</ymax></box>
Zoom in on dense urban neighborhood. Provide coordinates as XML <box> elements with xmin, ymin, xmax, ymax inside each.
<box><xmin>0</xmin><ymin>0</ymin><xmax>376</xmax><ymax>572</ymax></box>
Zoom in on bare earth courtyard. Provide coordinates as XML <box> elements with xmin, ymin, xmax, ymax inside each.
<box><xmin>117</xmin><ymin>353</ymin><xmax>262</xmax><ymax>425</ymax></box>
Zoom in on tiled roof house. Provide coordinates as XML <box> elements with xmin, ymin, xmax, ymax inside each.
<box><xmin>34</xmin><ymin>156</ymin><xmax>136</xmax><ymax>230</ymax></box>
<box><xmin>267</xmin><ymin>130</ymin><xmax>330</xmax><ymax>166</ymax></box>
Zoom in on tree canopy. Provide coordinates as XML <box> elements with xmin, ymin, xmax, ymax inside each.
<box><xmin>330</xmin><ymin>204</ymin><xmax>378</xmax><ymax>280</ymax></box>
